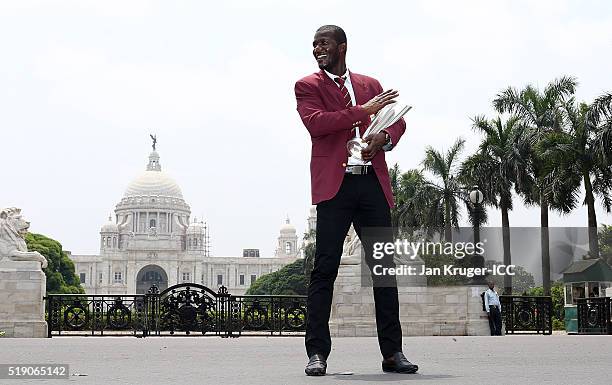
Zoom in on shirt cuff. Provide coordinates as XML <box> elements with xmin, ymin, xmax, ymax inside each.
<box><xmin>382</xmin><ymin>137</ymin><xmax>393</xmax><ymax>152</ymax></box>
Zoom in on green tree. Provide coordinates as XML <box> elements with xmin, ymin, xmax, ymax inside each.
<box><xmin>246</xmin><ymin>258</ymin><xmax>308</xmax><ymax>295</ymax></box>
<box><xmin>599</xmin><ymin>224</ymin><xmax>612</xmax><ymax>265</ymax></box>
<box><xmin>302</xmin><ymin>229</ymin><xmax>316</xmax><ymax>278</ymax></box>
<box><xmin>550</xmin><ymin>94</ymin><xmax>612</xmax><ymax>258</ymax></box>
<box><xmin>593</xmin><ymin>92</ymin><xmax>612</xmax><ymax>175</ymax></box>
<box><xmin>247</xmin><ymin>229</ymin><xmax>316</xmax><ymax>296</ymax></box>
<box><xmin>461</xmin><ymin>116</ymin><xmax>531</xmax><ymax>293</ymax></box>
<box><xmin>420</xmin><ymin>252</ymin><xmax>467</xmax><ymax>286</ymax></box>
<box><xmin>494</xmin><ymin>76</ymin><xmax>579</xmax><ymax>295</ymax></box>
<box><xmin>422</xmin><ymin>138</ymin><xmax>467</xmax><ymax>242</ymax></box>
<box><xmin>25</xmin><ymin>232</ymin><xmax>84</xmax><ymax>294</ymax></box>
<box><xmin>390</xmin><ymin>165</ymin><xmax>443</xmax><ymax>238</ymax></box>
<box><xmin>484</xmin><ymin>261</ymin><xmax>535</xmax><ymax>294</ymax></box>
<box><xmin>527</xmin><ymin>281</ymin><xmax>565</xmax><ymax>330</ymax></box>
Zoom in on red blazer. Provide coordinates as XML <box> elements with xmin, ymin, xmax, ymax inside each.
<box><xmin>295</xmin><ymin>70</ymin><xmax>406</xmax><ymax>207</ymax></box>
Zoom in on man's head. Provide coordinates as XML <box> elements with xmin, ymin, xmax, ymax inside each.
<box><xmin>488</xmin><ymin>281</ymin><xmax>495</xmax><ymax>290</ymax></box>
<box><xmin>312</xmin><ymin>25</ymin><xmax>347</xmax><ymax>72</ymax></box>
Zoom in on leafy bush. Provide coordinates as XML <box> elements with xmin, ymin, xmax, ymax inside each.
<box><xmin>25</xmin><ymin>233</ymin><xmax>84</xmax><ymax>294</ymax></box>
<box><xmin>600</xmin><ymin>224</ymin><xmax>612</xmax><ymax>265</ymax></box>
<box><xmin>527</xmin><ymin>281</ymin><xmax>565</xmax><ymax>330</ymax></box>
<box><xmin>485</xmin><ymin>262</ymin><xmax>536</xmax><ymax>294</ymax></box>
<box><xmin>246</xmin><ymin>259</ymin><xmax>309</xmax><ymax>295</ymax></box>
<box><xmin>420</xmin><ymin>253</ymin><xmax>468</xmax><ymax>286</ymax></box>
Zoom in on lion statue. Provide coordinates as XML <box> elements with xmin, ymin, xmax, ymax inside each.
<box><xmin>0</xmin><ymin>207</ymin><xmax>48</xmax><ymax>268</ymax></box>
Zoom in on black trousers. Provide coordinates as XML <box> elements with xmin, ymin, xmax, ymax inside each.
<box><xmin>305</xmin><ymin>172</ymin><xmax>402</xmax><ymax>359</ymax></box>
<box><xmin>488</xmin><ymin>306</ymin><xmax>502</xmax><ymax>336</ymax></box>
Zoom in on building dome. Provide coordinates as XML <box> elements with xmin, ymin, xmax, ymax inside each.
<box><xmin>101</xmin><ymin>216</ymin><xmax>118</xmax><ymax>233</ymax></box>
<box><xmin>123</xmin><ymin>151</ymin><xmax>184</xmax><ymax>199</ymax></box>
<box><xmin>114</xmin><ymin>145</ymin><xmax>191</xmax><ymax>231</ymax></box>
<box><xmin>124</xmin><ymin>171</ymin><xmax>183</xmax><ymax>199</ymax></box>
<box><xmin>280</xmin><ymin>217</ymin><xmax>296</xmax><ymax>234</ymax></box>
<box><xmin>187</xmin><ymin>219</ymin><xmax>206</xmax><ymax>235</ymax></box>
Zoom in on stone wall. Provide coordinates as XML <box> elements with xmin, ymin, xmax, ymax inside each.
<box><xmin>0</xmin><ymin>261</ymin><xmax>47</xmax><ymax>338</ymax></box>
<box><xmin>329</xmin><ymin>264</ymin><xmax>491</xmax><ymax>337</ymax></box>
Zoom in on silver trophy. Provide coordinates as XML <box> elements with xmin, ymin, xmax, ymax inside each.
<box><xmin>347</xmin><ymin>102</ymin><xmax>412</xmax><ymax>161</ymax></box>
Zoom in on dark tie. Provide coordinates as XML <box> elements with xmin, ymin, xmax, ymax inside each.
<box><xmin>334</xmin><ymin>76</ymin><xmax>353</xmax><ymax>108</ymax></box>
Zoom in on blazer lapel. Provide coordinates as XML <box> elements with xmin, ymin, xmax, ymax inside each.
<box><xmin>319</xmin><ymin>70</ymin><xmax>345</xmax><ymax>107</ymax></box>
<box><xmin>318</xmin><ymin>70</ymin><xmax>371</xmax><ymax>138</ymax></box>
<box><xmin>349</xmin><ymin>72</ymin><xmax>367</xmax><ymax>105</ymax></box>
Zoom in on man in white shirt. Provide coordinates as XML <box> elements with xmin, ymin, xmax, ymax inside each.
<box><xmin>484</xmin><ymin>281</ymin><xmax>503</xmax><ymax>335</ymax></box>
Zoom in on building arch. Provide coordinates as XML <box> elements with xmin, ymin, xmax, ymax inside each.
<box><xmin>136</xmin><ymin>264</ymin><xmax>168</xmax><ymax>294</ymax></box>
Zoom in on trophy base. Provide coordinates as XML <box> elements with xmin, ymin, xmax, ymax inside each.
<box><xmin>347</xmin><ymin>138</ymin><xmax>367</xmax><ymax>161</ymax></box>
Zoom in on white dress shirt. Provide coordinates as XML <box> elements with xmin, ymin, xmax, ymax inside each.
<box><xmin>484</xmin><ymin>288</ymin><xmax>502</xmax><ymax>313</ymax></box>
<box><xmin>323</xmin><ymin>69</ymin><xmax>393</xmax><ymax>166</ymax></box>
<box><xmin>323</xmin><ymin>68</ymin><xmax>356</xmax><ymax>107</ymax></box>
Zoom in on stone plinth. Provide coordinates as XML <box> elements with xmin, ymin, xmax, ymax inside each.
<box><xmin>466</xmin><ymin>285</ymin><xmax>496</xmax><ymax>336</ymax></box>
<box><xmin>0</xmin><ymin>261</ymin><xmax>47</xmax><ymax>337</ymax></box>
<box><xmin>330</xmin><ymin>264</ymin><xmax>491</xmax><ymax>336</ymax></box>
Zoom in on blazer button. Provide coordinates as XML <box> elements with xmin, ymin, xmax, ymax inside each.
<box><xmin>342</xmin><ymin>163</ymin><xmax>347</xmax><ymax>167</ymax></box>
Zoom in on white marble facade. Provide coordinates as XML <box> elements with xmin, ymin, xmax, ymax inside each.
<box><xmin>70</xmin><ymin>148</ymin><xmax>299</xmax><ymax>296</ymax></box>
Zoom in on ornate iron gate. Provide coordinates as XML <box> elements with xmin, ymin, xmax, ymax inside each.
<box><xmin>500</xmin><ymin>295</ymin><xmax>553</xmax><ymax>335</ymax></box>
<box><xmin>45</xmin><ymin>284</ymin><xmax>307</xmax><ymax>338</ymax></box>
<box><xmin>577</xmin><ymin>297</ymin><xmax>612</xmax><ymax>334</ymax></box>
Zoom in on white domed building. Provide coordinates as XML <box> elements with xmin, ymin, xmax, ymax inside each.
<box><xmin>275</xmin><ymin>217</ymin><xmax>298</xmax><ymax>257</ymax></box>
<box><xmin>70</xmin><ymin>143</ymin><xmax>301</xmax><ymax>295</ymax></box>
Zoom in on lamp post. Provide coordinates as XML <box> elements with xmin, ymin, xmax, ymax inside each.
<box><xmin>469</xmin><ymin>187</ymin><xmax>486</xmax><ymax>285</ymax></box>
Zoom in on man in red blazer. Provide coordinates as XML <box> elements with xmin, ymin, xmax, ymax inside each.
<box><xmin>295</xmin><ymin>25</ymin><xmax>418</xmax><ymax>376</ymax></box>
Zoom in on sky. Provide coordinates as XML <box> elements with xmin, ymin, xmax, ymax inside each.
<box><xmin>1</xmin><ymin>0</ymin><xmax>611</xmax><ymax>259</ymax></box>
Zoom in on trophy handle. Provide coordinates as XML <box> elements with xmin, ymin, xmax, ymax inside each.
<box><xmin>364</xmin><ymin>104</ymin><xmax>412</xmax><ymax>137</ymax></box>
<box><xmin>385</xmin><ymin>105</ymin><xmax>412</xmax><ymax>128</ymax></box>
<box><xmin>364</xmin><ymin>106</ymin><xmax>395</xmax><ymax>137</ymax></box>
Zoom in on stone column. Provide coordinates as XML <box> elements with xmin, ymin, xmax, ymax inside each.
<box><xmin>0</xmin><ymin>261</ymin><xmax>47</xmax><ymax>338</ymax></box>
<box><xmin>126</xmin><ymin>261</ymin><xmax>136</xmax><ymax>294</ymax></box>
<box><xmin>329</xmin><ymin>255</ymin><xmax>493</xmax><ymax>336</ymax></box>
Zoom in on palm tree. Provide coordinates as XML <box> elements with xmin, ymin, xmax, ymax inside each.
<box><xmin>422</xmin><ymin>138</ymin><xmax>467</xmax><ymax>242</ymax></box>
<box><xmin>594</xmin><ymin>93</ymin><xmax>612</xmax><ymax>164</ymax></box>
<box><xmin>460</xmin><ymin>116</ymin><xmax>531</xmax><ymax>293</ymax></box>
<box><xmin>390</xmin><ymin>164</ymin><xmax>443</xmax><ymax>239</ymax></box>
<box><xmin>545</xmin><ymin>93</ymin><xmax>612</xmax><ymax>259</ymax></box>
<box><xmin>493</xmin><ymin>76</ymin><xmax>578</xmax><ymax>294</ymax></box>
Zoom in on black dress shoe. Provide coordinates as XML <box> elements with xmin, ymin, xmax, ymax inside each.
<box><xmin>382</xmin><ymin>352</ymin><xmax>418</xmax><ymax>374</ymax></box>
<box><xmin>305</xmin><ymin>353</ymin><xmax>327</xmax><ymax>376</ymax></box>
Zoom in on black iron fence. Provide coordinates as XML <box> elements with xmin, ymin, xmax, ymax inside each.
<box><xmin>577</xmin><ymin>297</ymin><xmax>612</xmax><ymax>335</ymax></box>
<box><xmin>45</xmin><ymin>283</ymin><xmax>307</xmax><ymax>338</ymax></box>
<box><xmin>500</xmin><ymin>295</ymin><xmax>553</xmax><ymax>335</ymax></box>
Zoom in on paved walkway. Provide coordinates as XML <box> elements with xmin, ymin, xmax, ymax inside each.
<box><xmin>1</xmin><ymin>335</ymin><xmax>611</xmax><ymax>385</ymax></box>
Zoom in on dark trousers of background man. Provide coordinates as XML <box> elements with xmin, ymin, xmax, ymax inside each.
<box><xmin>488</xmin><ymin>306</ymin><xmax>502</xmax><ymax>336</ymax></box>
<box><xmin>305</xmin><ymin>172</ymin><xmax>403</xmax><ymax>359</ymax></box>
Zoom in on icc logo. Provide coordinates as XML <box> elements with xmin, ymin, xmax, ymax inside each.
<box><xmin>492</xmin><ymin>265</ymin><xmax>515</xmax><ymax>275</ymax></box>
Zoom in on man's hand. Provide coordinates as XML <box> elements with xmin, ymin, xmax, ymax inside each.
<box><xmin>361</xmin><ymin>132</ymin><xmax>387</xmax><ymax>161</ymax></box>
<box><xmin>362</xmin><ymin>89</ymin><xmax>399</xmax><ymax>115</ymax></box>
